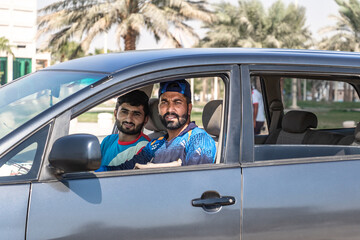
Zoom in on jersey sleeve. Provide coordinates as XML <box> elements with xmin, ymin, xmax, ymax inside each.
<box><xmin>103</xmin><ymin>141</ymin><xmax>154</xmax><ymax>171</ymax></box>
<box><xmin>185</xmin><ymin>132</ymin><xmax>216</xmax><ymax>165</ymax></box>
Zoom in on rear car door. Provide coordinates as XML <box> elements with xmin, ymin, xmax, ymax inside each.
<box><xmin>242</xmin><ymin>65</ymin><xmax>360</xmax><ymax>240</ymax></box>
<box><xmin>26</xmin><ymin>65</ymin><xmax>243</xmax><ymax>240</ymax></box>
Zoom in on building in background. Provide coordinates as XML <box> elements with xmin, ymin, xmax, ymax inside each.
<box><xmin>0</xmin><ymin>0</ymin><xmax>50</xmax><ymax>85</ymax></box>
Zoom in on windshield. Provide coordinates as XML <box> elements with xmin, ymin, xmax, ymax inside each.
<box><xmin>0</xmin><ymin>71</ymin><xmax>107</xmax><ymax>139</ymax></box>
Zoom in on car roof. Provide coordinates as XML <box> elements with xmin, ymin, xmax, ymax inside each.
<box><xmin>42</xmin><ymin>48</ymin><xmax>360</xmax><ymax>74</ymax></box>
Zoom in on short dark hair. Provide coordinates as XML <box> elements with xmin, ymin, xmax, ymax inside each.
<box><xmin>116</xmin><ymin>90</ymin><xmax>149</xmax><ymax>116</ymax></box>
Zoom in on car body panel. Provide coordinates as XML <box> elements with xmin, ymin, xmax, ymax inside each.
<box><xmin>0</xmin><ymin>184</ymin><xmax>30</xmax><ymax>239</ymax></box>
<box><xmin>27</xmin><ymin>168</ymin><xmax>241</xmax><ymax>240</ymax></box>
<box><xmin>45</xmin><ymin>48</ymin><xmax>360</xmax><ymax>74</ymax></box>
<box><xmin>242</xmin><ymin>160</ymin><xmax>360</xmax><ymax>240</ymax></box>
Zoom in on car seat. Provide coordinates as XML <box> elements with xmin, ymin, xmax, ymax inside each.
<box><xmin>202</xmin><ymin>100</ymin><xmax>223</xmax><ymax>163</ymax></box>
<box><xmin>338</xmin><ymin>122</ymin><xmax>360</xmax><ymax>145</ymax></box>
<box><xmin>144</xmin><ymin>98</ymin><xmax>167</xmax><ymax>140</ymax></box>
<box><xmin>265</xmin><ymin>110</ymin><xmax>317</xmax><ymax>144</ymax></box>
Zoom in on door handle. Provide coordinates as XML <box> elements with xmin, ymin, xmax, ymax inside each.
<box><xmin>192</xmin><ymin>196</ymin><xmax>235</xmax><ymax>207</ymax></box>
<box><xmin>192</xmin><ymin>191</ymin><xmax>236</xmax><ymax>212</ymax></box>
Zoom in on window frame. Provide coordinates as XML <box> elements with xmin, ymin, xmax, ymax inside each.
<box><xmin>242</xmin><ymin>64</ymin><xmax>360</xmax><ymax>166</ymax></box>
<box><xmin>40</xmin><ymin>65</ymin><xmax>242</xmax><ymax>180</ymax></box>
<box><xmin>0</xmin><ymin>123</ymin><xmax>51</xmax><ymax>184</ymax></box>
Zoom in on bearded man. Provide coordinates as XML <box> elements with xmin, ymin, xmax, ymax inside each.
<box><xmin>98</xmin><ymin>79</ymin><xmax>216</xmax><ymax>171</ymax></box>
<box><xmin>99</xmin><ymin>90</ymin><xmax>150</xmax><ymax>168</ymax></box>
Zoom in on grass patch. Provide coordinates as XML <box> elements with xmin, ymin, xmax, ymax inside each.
<box><xmin>284</xmin><ymin>101</ymin><xmax>360</xmax><ymax>129</ymax></box>
<box><xmin>191</xmin><ymin>111</ymin><xmax>203</xmax><ymax>127</ymax></box>
<box><xmin>312</xmin><ymin>110</ymin><xmax>359</xmax><ymax>129</ymax></box>
<box><xmin>295</xmin><ymin>100</ymin><xmax>360</xmax><ymax>110</ymax></box>
<box><xmin>77</xmin><ymin>112</ymin><xmax>112</xmax><ymax>122</ymax></box>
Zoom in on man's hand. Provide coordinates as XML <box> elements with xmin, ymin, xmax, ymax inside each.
<box><xmin>134</xmin><ymin>159</ymin><xmax>182</xmax><ymax>169</ymax></box>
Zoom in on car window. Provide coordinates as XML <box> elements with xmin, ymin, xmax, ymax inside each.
<box><xmin>281</xmin><ymin>78</ymin><xmax>359</xmax><ymax>129</ymax></box>
<box><xmin>254</xmin><ymin>74</ymin><xmax>360</xmax><ymax>162</ymax></box>
<box><xmin>251</xmin><ymin>77</ymin><xmax>268</xmax><ymax>136</ymax></box>
<box><xmin>0</xmin><ymin>124</ymin><xmax>50</xmax><ymax>180</ymax></box>
<box><xmin>0</xmin><ymin>71</ymin><xmax>106</xmax><ymax>139</ymax></box>
<box><xmin>69</xmin><ymin>76</ymin><xmax>228</xmax><ymax>170</ymax></box>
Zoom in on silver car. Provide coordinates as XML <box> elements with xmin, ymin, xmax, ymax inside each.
<box><xmin>1</xmin><ymin>48</ymin><xmax>360</xmax><ymax>240</ymax></box>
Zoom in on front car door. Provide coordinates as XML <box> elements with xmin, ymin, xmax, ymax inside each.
<box><xmin>26</xmin><ymin>65</ymin><xmax>243</xmax><ymax>239</ymax></box>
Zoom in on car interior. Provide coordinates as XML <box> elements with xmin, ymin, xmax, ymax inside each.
<box><xmin>69</xmin><ymin>76</ymin><xmax>226</xmax><ymax>166</ymax></box>
<box><xmin>253</xmin><ymin>73</ymin><xmax>360</xmax><ymax>161</ymax></box>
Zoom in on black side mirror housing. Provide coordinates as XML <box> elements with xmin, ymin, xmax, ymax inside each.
<box><xmin>49</xmin><ymin>134</ymin><xmax>101</xmax><ymax>174</ymax></box>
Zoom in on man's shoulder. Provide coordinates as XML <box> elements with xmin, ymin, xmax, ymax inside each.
<box><xmin>187</xmin><ymin>126</ymin><xmax>216</xmax><ymax>144</ymax></box>
<box><xmin>138</xmin><ymin>133</ymin><xmax>151</xmax><ymax>142</ymax></box>
<box><xmin>102</xmin><ymin>134</ymin><xmax>118</xmax><ymax>144</ymax></box>
<box><xmin>190</xmin><ymin>126</ymin><xmax>213</xmax><ymax>137</ymax></box>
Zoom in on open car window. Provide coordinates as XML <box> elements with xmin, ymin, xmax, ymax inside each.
<box><xmin>69</xmin><ymin>76</ymin><xmax>228</xmax><ymax>170</ymax></box>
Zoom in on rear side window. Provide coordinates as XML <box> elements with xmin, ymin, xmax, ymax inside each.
<box><xmin>254</xmin><ymin>73</ymin><xmax>360</xmax><ymax>163</ymax></box>
<box><xmin>281</xmin><ymin>79</ymin><xmax>359</xmax><ymax>129</ymax></box>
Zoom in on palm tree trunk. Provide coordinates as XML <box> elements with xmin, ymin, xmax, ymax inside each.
<box><xmin>124</xmin><ymin>27</ymin><xmax>137</xmax><ymax>50</ymax></box>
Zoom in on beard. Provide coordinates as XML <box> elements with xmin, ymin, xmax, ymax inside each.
<box><xmin>116</xmin><ymin>119</ymin><xmax>144</xmax><ymax>135</ymax></box>
<box><xmin>160</xmin><ymin>112</ymin><xmax>188</xmax><ymax>130</ymax></box>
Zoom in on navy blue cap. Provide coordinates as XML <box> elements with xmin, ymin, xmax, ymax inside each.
<box><xmin>158</xmin><ymin>79</ymin><xmax>191</xmax><ymax>100</ymax></box>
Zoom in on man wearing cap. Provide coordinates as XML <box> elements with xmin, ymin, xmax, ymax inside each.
<box><xmin>97</xmin><ymin>79</ymin><xmax>216</xmax><ymax>171</ymax></box>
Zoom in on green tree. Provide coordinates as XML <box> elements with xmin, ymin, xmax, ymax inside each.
<box><xmin>200</xmin><ymin>0</ymin><xmax>312</xmax><ymax>49</ymax></box>
<box><xmin>318</xmin><ymin>0</ymin><xmax>360</xmax><ymax>51</ymax></box>
<box><xmin>37</xmin><ymin>0</ymin><xmax>214</xmax><ymax>52</ymax></box>
<box><xmin>51</xmin><ymin>41</ymin><xmax>85</xmax><ymax>63</ymax></box>
<box><xmin>0</xmin><ymin>37</ymin><xmax>13</xmax><ymax>56</ymax></box>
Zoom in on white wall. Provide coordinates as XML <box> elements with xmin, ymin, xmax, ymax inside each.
<box><xmin>0</xmin><ymin>0</ymin><xmax>37</xmax><ymax>82</ymax></box>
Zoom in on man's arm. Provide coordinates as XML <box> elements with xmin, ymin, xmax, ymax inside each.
<box><xmin>185</xmin><ymin>132</ymin><xmax>216</xmax><ymax>165</ymax></box>
<box><xmin>97</xmin><ymin>142</ymin><xmax>154</xmax><ymax>171</ymax></box>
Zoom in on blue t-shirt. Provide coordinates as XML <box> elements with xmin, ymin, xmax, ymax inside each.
<box><xmin>100</xmin><ymin>133</ymin><xmax>150</xmax><ymax>167</ymax></box>
<box><xmin>100</xmin><ymin>122</ymin><xmax>216</xmax><ymax>171</ymax></box>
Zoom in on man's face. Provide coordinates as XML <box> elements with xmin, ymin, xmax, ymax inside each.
<box><xmin>159</xmin><ymin>91</ymin><xmax>192</xmax><ymax>130</ymax></box>
<box><xmin>115</xmin><ymin>103</ymin><xmax>147</xmax><ymax>135</ymax></box>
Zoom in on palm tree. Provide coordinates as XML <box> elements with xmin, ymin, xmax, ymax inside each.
<box><xmin>51</xmin><ymin>41</ymin><xmax>85</xmax><ymax>63</ymax></box>
<box><xmin>199</xmin><ymin>0</ymin><xmax>312</xmax><ymax>107</ymax></box>
<box><xmin>199</xmin><ymin>0</ymin><xmax>266</xmax><ymax>48</ymax></box>
<box><xmin>0</xmin><ymin>37</ymin><xmax>13</xmax><ymax>56</ymax></box>
<box><xmin>318</xmin><ymin>0</ymin><xmax>360</xmax><ymax>52</ymax></box>
<box><xmin>200</xmin><ymin>0</ymin><xmax>312</xmax><ymax>49</ymax></box>
<box><xmin>37</xmin><ymin>0</ymin><xmax>214</xmax><ymax>52</ymax></box>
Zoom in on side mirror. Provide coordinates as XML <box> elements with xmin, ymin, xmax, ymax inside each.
<box><xmin>49</xmin><ymin>134</ymin><xmax>101</xmax><ymax>174</ymax></box>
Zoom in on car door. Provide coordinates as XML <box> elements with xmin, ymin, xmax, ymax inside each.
<box><xmin>242</xmin><ymin>65</ymin><xmax>360</xmax><ymax>240</ymax></box>
<box><xmin>26</xmin><ymin>65</ymin><xmax>243</xmax><ymax>240</ymax></box>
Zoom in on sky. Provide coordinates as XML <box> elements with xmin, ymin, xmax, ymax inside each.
<box><xmin>37</xmin><ymin>0</ymin><xmax>340</xmax><ymax>52</ymax></box>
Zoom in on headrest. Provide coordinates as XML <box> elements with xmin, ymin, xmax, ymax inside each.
<box><xmin>282</xmin><ymin>110</ymin><xmax>317</xmax><ymax>133</ymax></box>
<box><xmin>144</xmin><ymin>98</ymin><xmax>167</xmax><ymax>132</ymax></box>
<box><xmin>202</xmin><ymin>100</ymin><xmax>223</xmax><ymax>136</ymax></box>
<box><xmin>269</xmin><ymin>99</ymin><xmax>284</xmax><ymax>111</ymax></box>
